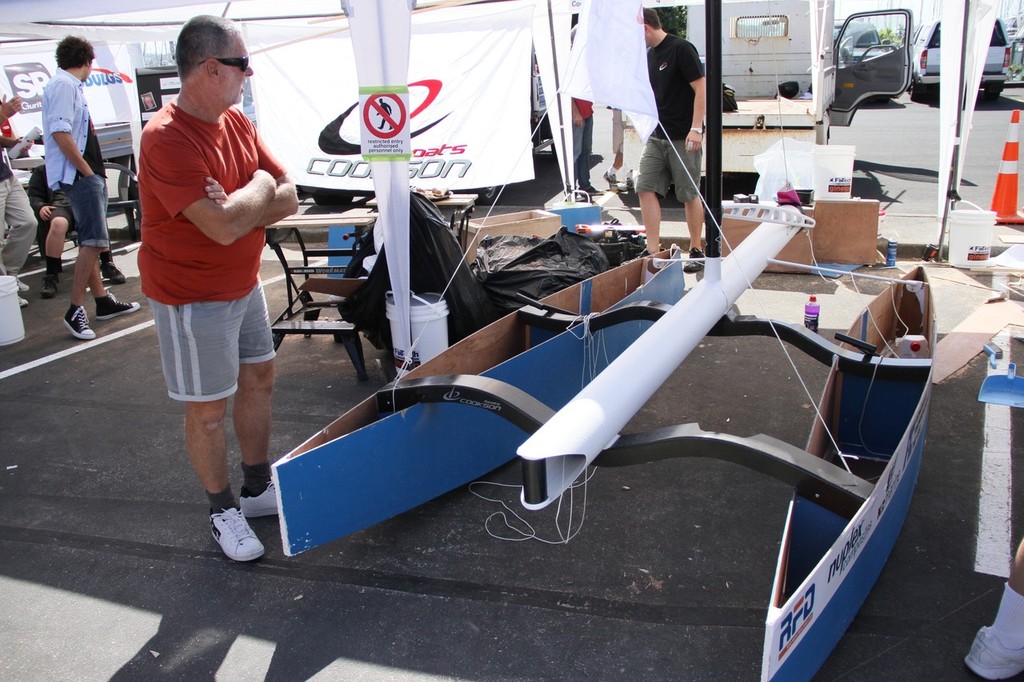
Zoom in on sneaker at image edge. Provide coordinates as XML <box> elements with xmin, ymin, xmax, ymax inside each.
<box><xmin>100</xmin><ymin>262</ymin><xmax>127</xmax><ymax>284</ymax></box>
<box><xmin>240</xmin><ymin>481</ymin><xmax>279</xmax><ymax>518</ymax></box>
<box><xmin>965</xmin><ymin>626</ymin><xmax>1024</xmax><ymax>680</ymax></box>
<box><xmin>684</xmin><ymin>247</ymin><xmax>705</xmax><ymax>273</ymax></box>
<box><xmin>15</xmin><ymin>277</ymin><xmax>28</xmax><ymax>292</ymax></box>
<box><xmin>211</xmin><ymin>508</ymin><xmax>265</xmax><ymax>562</ymax></box>
<box><xmin>41</xmin><ymin>274</ymin><xmax>58</xmax><ymax>299</ymax></box>
<box><xmin>64</xmin><ymin>305</ymin><xmax>96</xmax><ymax>340</ymax></box>
<box><xmin>95</xmin><ymin>293</ymin><xmax>141</xmax><ymax>320</ymax></box>
<box><xmin>19</xmin><ymin>296</ymin><xmax>27</xmax><ymax>308</ymax></box>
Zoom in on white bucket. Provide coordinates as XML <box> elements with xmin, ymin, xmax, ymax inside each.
<box><xmin>0</xmin><ymin>275</ymin><xmax>25</xmax><ymax>346</ymax></box>
<box><xmin>948</xmin><ymin>205</ymin><xmax>996</xmax><ymax>268</ymax></box>
<box><xmin>385</xmin><ymin>292</ymin><xmax>449</xmax><ymax>375</ymax></box>
<box><xmin>812</xmin><ymin>145</ymin><xmax>856</xmax><ymax>200</ymax></box>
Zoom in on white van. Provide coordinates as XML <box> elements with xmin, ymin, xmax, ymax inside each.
<box><xmin>909</xmin><ymin>18</ymin><xmax>1011</xmax><ymax>101</ymax></box>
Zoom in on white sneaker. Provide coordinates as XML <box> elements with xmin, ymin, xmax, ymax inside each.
<box><xmin>210</xmin><ymin>508</ymin><xmax>265</xmax><ymax>561</ymax></box>
<box><xmin>19</xmin><ymin>296</ymin><xmax>27</xmax><ymax>308</ymax></box>
<box><xmin>603</xmin><ymin>167</ymin><xmax>619</xmax><ymax>185</ymax></box>
<box><xmin>965</xmin><ymin>626</ymin><xmax>1024</xmax><ymax>680</ymax></box>
<box><xmin>15</xmin><ymin>278</ymin><xmax>28</xmax><ymax>292</ymax></box>
<box><xmin>239</xmin><ymin>481</ymin><xmax>279</xmax><ymax>518</ymax></box>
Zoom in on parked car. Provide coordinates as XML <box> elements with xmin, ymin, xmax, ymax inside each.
<box><xmin>910</xmin><ymin>18</ymin><xmax>1011</xmax><ymax>101</ymax></box>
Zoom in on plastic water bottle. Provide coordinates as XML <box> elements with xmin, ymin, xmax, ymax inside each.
<box><xmin>886</xmin><ymin>240</ymin><xmax>898</xmax><ymax>267</ymax></box>
<box><xmin>804</xmin><ymin>295</ymin><xmax>820</xmax><ymax>332</ymax></box>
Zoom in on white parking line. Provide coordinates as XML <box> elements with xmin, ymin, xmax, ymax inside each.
<box><xmin>0</xmin><ymin>272</ymin><xmax>286</xmax><ymax>382</ymax></box>
<box><xmin>975</xmin><ymin>328</ymin><xmax>1014</xmax><ymax>578</ymax></box>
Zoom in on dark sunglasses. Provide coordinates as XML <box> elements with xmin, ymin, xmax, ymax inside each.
<box><xmin>212</xmin><ymin>56</ymin><xmax>249</xmax><ymax>72</ymax></box>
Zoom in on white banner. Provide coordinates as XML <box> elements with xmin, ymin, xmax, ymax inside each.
<box><xmin>248</xmin><ymin>1</ymin><xmax>535</xmax><ymax>193</ymax></box>
<box><xmin>0</xmin><ymin>41</ymin><xmax>136</xmax><ymax>136</ymax></box>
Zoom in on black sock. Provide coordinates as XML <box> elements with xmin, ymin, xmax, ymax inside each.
<box><xmin>45</xmin><ymin>256</ymin><xmax>62</xmax><ymax>275</ymax></box>
<box><xmin>241</xmin><ymin>461</ymin><xmax>271</xmax><ymax>497</ymax></box>
<box><xmin>99</xmin><ymin>251</ymin><xmax>113</xmax><ymax>265</ymax></box>
<box><xmin>207</xmin><ymin>486</ymin><xmax>237</xmax><ymax>513</ymax></box>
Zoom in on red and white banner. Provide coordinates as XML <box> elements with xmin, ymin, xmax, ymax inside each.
<box><xmin>248</xmin><ymin>1</ymin><xmax>535</xmax><ymax>193</ymax></box>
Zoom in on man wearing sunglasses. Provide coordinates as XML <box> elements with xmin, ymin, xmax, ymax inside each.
<box><xmin>138</xmin><ymin>15</ymin><xmax>298</xmax><ymax>562</ymax></box>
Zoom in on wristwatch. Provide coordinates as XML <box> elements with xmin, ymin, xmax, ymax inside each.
<box><xmin>690</xmin><ymin>127</ymin><xmax>703</xmax><ymax>134</ymax></box>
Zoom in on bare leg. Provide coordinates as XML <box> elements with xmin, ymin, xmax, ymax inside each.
<box><xmin>45</xmin><ymin>217</ymin><xmax>69</xmax><ymax>259</ymax></box>
<box><xmin>70</xmin><ymin>245</ymin><xmax>108</xmax><ymax>307</ymax></box>
<box><xmin>639</xmin><ymin>190</ymin><xmax>661</xmax><ymax>253</ymax></box>
<box><xmin>684</xmin><ymin>195</ymin><xmax>705</xmax><ymax>252</ymax></box>
<box><xmin>185</xmin><ymin>399</ymin><xmax>231</xmax><ymax>494</ymax></box>
<box><xmin>233</xmin><ymin>360</ymin><xmax>275</xmax><ymax>466</ymax></box>
<box><xmin>1010</xmin><ymin>537</ymin><xmax>1024</xmax><ymax>595</ymax></box>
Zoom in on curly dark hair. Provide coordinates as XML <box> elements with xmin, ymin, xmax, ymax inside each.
<box><xmin>175</xmin><ymin>15</ymin><xmax>241</xmax><ymax>79</ymax></box>
<box><xmin>55</xmin><ymin>36</ymin><xmax>95</xmax><ymax>70</ymax></box>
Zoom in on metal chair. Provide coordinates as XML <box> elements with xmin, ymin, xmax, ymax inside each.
<box><xmin>104</xmin><ymin>162</ymin><xmax>141</xmax><ymax>242</ymax></box>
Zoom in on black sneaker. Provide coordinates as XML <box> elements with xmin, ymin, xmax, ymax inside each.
<box><xmin>64</xmin><ymin>305</ymin><xmax>96</xmax><ymax>340</ymax></box>
<box><xmin>95</xmin><ymin>293</ymin><xmax>141</xmax><ymax>320</ymax></box>
<box><xmin>100</xmin><ymin>262</ymin><xmax>127</xmax><ymax>284</ymax></box>
<box><xmin>684</xmin><ymin>247</ymin><xmax>705</xmax><ymax>273</ymax></box>
<box><xmin>40</xmin><ymin>274</ymin><xmax>58</xmax><ymax>299</ymax></box>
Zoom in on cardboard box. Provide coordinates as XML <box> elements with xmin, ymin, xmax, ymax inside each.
<box><xmin>720</xmin><ymin>198</ymin><xmax>879</xmax><ymax>271</ymax></box>
<box><xmin>464</xmin><ymin>209</ymin><xmax>562</xmax><ymax>263</ymax></box>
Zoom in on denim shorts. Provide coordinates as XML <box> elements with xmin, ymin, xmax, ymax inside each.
<box><xmin>62</xmin><ymin>174</ymin><xmax>108</xmax><ymax>248</ymax></box>
<box><xmin>148</xmin><ymin>283</ymin><xmax>276</xmax><ymax>402</ymax></box>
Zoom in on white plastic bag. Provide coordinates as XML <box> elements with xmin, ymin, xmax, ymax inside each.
<box><xmin>753</xmin><ymin>138</ymin><xmax>816</xmax><ymax>200</ymax></box>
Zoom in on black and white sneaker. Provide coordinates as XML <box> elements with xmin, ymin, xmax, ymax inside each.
<box><xmin>100</xmin><ymin>262</ymin><xmax>127</xmax><ymax>284</ymax></box>
<box><xmin>95</xmin><ymin>293</ymin><xmax>141</xmax><ymax>320</ymax></box>
<box><xmin>684</xmin><ymin>247</ymin><xmax>705</xmax><ymax>273</ymax></box>
<box><xmin>211</xmin><ymin>508</ymin><xmax>265</xmax><ymax>562</ymax></box>
<box><xmin>64</xmin><ymin>304</ymin><xmax>96</xmax><ymax>340</ymax></box>
<box><xmin>240</xmin><ymin>481</ymin><xmax>279</xmax><ymax>518</ymax></box>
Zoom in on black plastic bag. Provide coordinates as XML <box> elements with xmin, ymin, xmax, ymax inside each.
<box><xmin>472</xmin><ymin>228</ymin><xmax>609</xmax><ymax>313</ymax></box>
<box><xmin>340</xmin><ymin>192</ymin><xmax>499</xmax><ymax>350</ymax></box>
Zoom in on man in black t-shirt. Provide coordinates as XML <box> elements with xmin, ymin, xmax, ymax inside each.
<box><xmin>636</xmin><ymin>9</ymin><xmax>707</xmax><ymax>271</ymax></box>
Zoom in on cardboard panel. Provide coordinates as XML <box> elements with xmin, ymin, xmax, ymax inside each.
<box><xmin>721</xmin><ymin>199</ymin><xmax>879</xmax><ymax>271</ymax></box>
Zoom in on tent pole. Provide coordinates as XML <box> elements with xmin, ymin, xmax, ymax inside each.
<box><xmin>704</xmin><ymin>0</ymin><xmax>723</xmax><ymax>259</ymax></box>
<box><xmin>936</xmin><ymin>0</ymin><xmax>971</xmax><ymax>261</ymax></box>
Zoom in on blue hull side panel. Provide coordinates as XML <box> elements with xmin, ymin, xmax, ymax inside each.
<box><xmin>277</xmin><ymin>265</ymin><xmax>684</xmax><ymax>555</ymax></box>
<box><xmin>767</xmin><ymin>395</ymin><xmax>929</xmax><ymax>681</ymax></box>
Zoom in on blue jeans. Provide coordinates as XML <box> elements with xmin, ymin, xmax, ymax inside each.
<box><xmin>573</xmin><ymin>116</ymin><xmax>594</xmax><ymax>189</ymax></box>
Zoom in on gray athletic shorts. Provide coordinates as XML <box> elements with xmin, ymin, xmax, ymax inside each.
<box><xmin>635</xmin><ymin>137</ymin><xmax>703</xmax><ymax>203</ymax></box>
<box><xmin>149</xmin><ymin>282</ymin><xmax>275</xmax><ymax>402</ymax></box>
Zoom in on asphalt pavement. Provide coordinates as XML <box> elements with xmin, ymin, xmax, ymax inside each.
<box><xmin>2</xmin><ymin>93</ymin><xmax>1024</xmax><ymax>680</ymax></box>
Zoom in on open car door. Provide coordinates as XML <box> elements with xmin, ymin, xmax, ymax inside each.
<box><xmin>831</xmin><ymin>9</ymin><xmax>912</xmax><ymax>126</ymax></box>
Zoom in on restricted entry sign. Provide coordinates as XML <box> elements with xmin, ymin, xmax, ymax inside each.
<box><xmin>358</xmin><ymin>86</ymin><xmax>411</xmax><ymax>160</ymax></box>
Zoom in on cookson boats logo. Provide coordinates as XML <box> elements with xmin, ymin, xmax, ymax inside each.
<box><xmin>309</xmin><ymin>78</ymin><xmax>473</xmax><ymax>181</ymax></box>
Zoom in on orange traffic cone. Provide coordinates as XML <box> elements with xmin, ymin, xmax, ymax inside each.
<box><xmin>991</xmin><ymin>109</ymin><xmax>1024</xmax><ymax>225</ymax></box>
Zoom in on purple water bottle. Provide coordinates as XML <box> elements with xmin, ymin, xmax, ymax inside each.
<box><xmin>804</xmin><ymin>295</ymin><xmax>820</xmax><ymax>332</ymax></box>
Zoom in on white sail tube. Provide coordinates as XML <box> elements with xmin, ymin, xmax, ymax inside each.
<box><xmin>518</xmin><ymin>209</ymin><xmax>811</xmax><ymax>510</ymax></box>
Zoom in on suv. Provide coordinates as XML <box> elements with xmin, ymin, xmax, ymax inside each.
<box><xmin>910</xmin><ymin>18</ymin><xmax>1011</xmax><ymax>101</ymax></box>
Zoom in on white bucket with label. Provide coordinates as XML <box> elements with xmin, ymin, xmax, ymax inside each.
<box><xmin>812</xmin><ymin>145</ymin><xmax>856</xmax><ymax>200</ymax></box>
<box><xmin>0</xmin><ymin>275</ymin><xmax>25</xmax><ymax>346</ymax></box>
<box><xmin>948</xmin><ymin>204</ymin><xmax>995</xmax><ymax>268</ymax></box>
<box><xmin>385</xmin><ymin>292</ymin><xmax>449</xmax><ymax>375</ymax></box>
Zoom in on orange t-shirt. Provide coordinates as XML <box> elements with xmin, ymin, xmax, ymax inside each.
<box><xmin>138</xmin><ymin>103</ymin><xmax>287</xmax><ymax>305</ymax></box>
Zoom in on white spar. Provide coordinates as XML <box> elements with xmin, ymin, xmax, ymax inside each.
<box><xmin>518</xmin><ymin>204</ymin><xmax>815</xmax><ymax>510</ymax></box>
